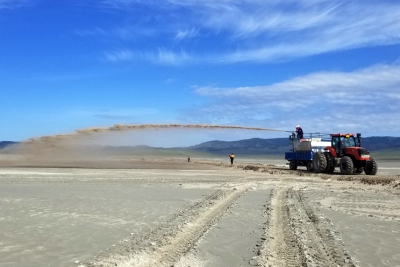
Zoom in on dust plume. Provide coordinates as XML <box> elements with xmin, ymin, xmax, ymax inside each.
<box><xmin>0</xmin><ymin>124</ymin><xmax>283</xmax><ymax>168</ymax></box>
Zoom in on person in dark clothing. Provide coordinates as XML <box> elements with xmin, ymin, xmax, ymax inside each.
<box><xmin>296</xmin><ymin>125</ymin><xmax>303</xmax><ymax>139</ymax></box>
<box><xmin>229</xmin><ymin>153</ymin><xmax>235</xmax><ymax>164</ymax></box>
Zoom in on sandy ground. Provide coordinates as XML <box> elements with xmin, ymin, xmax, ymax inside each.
<box><xmin>0</xmin><ymin>158</ymin><xmax>399</xmax><ymax>267</ymax></box>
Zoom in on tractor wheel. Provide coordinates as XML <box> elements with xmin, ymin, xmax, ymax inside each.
<box><xmin>313</xmin><ymin>152</ymin><xmax>327</xmax><ymax>173</ymax></box>
<box><xmin>364</xmin><ymin>157</ymin><xmax>378</xmax><ymax>175</ymax></box>
<box><xmin>289</xmin><ymin>161</ymin><xmax>297</xmax><ymax>170</ymax></box>
<box><xmin>324</xmin><ymin>152</ymin><xmax>335</xmax><ymax>173</ymax></box>
<box><xmin>340</xmin><ymin>156</ymin><xmax>354</xmax><ymax>175</ymax></box>
<box><xmin>306</xmin><ymin>161</ymin><xmax>313</xmax><ymax>172</ymax></box>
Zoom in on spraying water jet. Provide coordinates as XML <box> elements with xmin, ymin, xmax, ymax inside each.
<box><xmin>1</xmin><ymin>123</ymin><xmax>286</xmax><ymax>168</ymax></box>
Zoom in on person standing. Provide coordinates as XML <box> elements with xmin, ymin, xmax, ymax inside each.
<box><xmin>188</xmin><ymin>156</ymin><xmax>190</xmax><ymax>162</ymax></box>
<box><xmin>229</xmin><ymin>153</ymin><xmax>235</xmax><ymax>165</ymax></box>
<box><xmin>295</xmin><ymin>125</ymin><xmax>303</xmax><ymax>139</ymax></box>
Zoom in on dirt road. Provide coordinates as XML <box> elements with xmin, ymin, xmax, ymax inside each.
<box><xmin>0</xmin><ymin>159</ymin><xmax>399</xmax><ymax>267</ymax></box>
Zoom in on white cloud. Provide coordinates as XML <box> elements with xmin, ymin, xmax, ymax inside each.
<box><xmin>104</xmin><ymin>49</ymin><xmax>134</xmax><ymax>62</ymax></box>
<box><xmin>0</xmin><ymin>0</ymin><xmax>28</xmax><ymax>8</ymax></box>
<box><xmin>75</xmin><ymin>28</ymin><xmax>107</xmax><ymax>37</ymax></box>
<box><xmin>164</xmin><ymin>78</ymin><xmax>175</xmax><ymax>84</ymax></box>
<box><xmin>210</xmin><ymin>2</ymin><xmax>400</xmax><ymax>63</ymax></box>
<box><xmin>153</xmin><ymin>48</ymin><xmax>193</xmax><ymax>65</ymax></box>
<box><xmin>186</xmin><ymin>63</ymin><xmax>400</xmax><ymax>135</ymax></box>
<box><xmin>174</xmin><ymin>27</ymin><xmax>198</xmax><ymax>40</ymax></box>
<box><xmin>71</xmin><ymin>107</ymin><xmax>159</xmax><ymax>120</ymax></box>
<box><xmin>196</xmin><ymin>64</ymin><xmax>400</xmax><ymax>99</ymax></box>
<box><xmin>103</xmin><ymin>48</ymin><xmax>195</xmax><ymax>65</ymax></box>
<box><xmin>95</xmin><ymin>0</ymin><xmax>400</xmax><ymax>64</ymax></box>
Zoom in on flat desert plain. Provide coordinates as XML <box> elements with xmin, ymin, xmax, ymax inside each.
<box><xmin>0</xmin><ymin>158</ymin><xmax>399</xmax><ymax>267</ymax></box>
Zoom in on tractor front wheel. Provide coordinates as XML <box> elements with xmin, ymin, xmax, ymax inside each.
<box><xmin>340</xmin><ymin>156</ymin><xmax>354</xmax><ymax>175</ymax></box>
<box><xmin>364</xmin><ymin>157</ymin><xmax>378</xmax><ymax>175</ymax></box>
<box><xmin>313</xmin><ymin>152</ymin><xmax>327</xmax><ymax>173</ymax></box>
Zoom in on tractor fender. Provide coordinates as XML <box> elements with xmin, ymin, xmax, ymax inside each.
<box><xmin>325</xmin><ymin>147</ymin><xmax>337</xmax><ymax>157</ymax></box>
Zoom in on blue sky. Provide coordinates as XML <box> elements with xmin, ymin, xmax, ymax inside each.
<box><xmin>1</xmin><ymin>0</ymin><xmax>400</xmax><ymax>145</ymax></box>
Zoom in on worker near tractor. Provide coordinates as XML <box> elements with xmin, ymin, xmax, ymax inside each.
<box><xmin>296</xmin><ymin>125</ymin><xmax>303</xmax><ymax>139</ymax></box>
<box><xmin>229</xmin><ymin>153</ymin><xmax>235</xmax><ymax>164</ymax></box>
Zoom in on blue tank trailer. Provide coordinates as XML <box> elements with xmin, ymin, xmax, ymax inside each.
<box><xmin>285</xmin><ymin>133</ymin><xmax>330</xmax><ymax>171</ymax></box>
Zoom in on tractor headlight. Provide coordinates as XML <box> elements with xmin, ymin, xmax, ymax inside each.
<box><xmin>358</xmin><ymin>149</ymin><xmax>370</xmax><ymax>158</ymax></box>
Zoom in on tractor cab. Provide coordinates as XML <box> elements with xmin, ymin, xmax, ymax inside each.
<box><xmin>330</xmin><ymin>133</ymin><xmax>361</xmax><ymax>157</ymax></box>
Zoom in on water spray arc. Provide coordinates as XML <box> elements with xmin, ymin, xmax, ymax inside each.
<box><xmin>1</xmin><ymin>123</ymin><xmax>290</xmax><ymax>168</ymax></box>
<box><xmin>26</xmin><ymin>124</ymin><xmax>286</xmax><ymax>143</ymax></box>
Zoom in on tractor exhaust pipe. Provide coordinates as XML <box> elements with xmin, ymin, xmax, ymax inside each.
<box><xmin>357</xmin><ymin>133</ymin><xmax>362</xmax><ymax>147</ymax></box>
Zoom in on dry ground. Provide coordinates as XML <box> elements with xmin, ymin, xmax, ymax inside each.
<box><xmin>0</xmin><ymin>158</ymin><xmax>399</xmax><ymax>267</ymax></box>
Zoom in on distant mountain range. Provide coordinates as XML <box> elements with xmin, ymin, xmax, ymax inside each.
<box><xmin>187</xmin><ymin>138</ymin><xmax>290</xmax><ymax>155</ymax></box>
<box><xmin>185</xmin><ymin>137</ymin><xmax>400</xmax><ymax>156</ymax></box>
<box><xmin>2</xmin><ymin>137</ymin><xmax>400</xmax><ymax>156</ymax></box>
<box><xmin>0</xmin><ymin>141</ymin><xmax>18</xmax><ymax>149</ymax></box>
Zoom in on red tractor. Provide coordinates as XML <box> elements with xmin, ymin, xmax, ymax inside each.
<box><xmin>313</xmin><ymin>133</ymin><xmax>378</xmax><ymax>175</ymax></box>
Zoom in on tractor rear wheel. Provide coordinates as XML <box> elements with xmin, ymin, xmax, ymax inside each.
<box><xmin>289</xmin><ymin>161</ymin><xmax>297</xmax><ymax>170</ymax></box>
<box><xmin>340</xmin><ymin>156</ymin><xmax>354</xmax><ymax>175</ymax></box>
<box><xmin>313</xmin><ymin>152</ymin><xmax>327</xmax><ymax>173</ymax></box>
<box><xmin>364</xmin><ymin>157</ymin><xmax>378</xmax><ymax>175</ymax></box>
<box><xmin>306</xmin><ymin>161</ymin><xmax>313</xmax><ymax>172</ymax></box>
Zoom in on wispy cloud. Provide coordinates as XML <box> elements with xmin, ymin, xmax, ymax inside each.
<box><xmin>96</xmin><ymin>0</ymin><xmax>400</xmax><ymax>64</ymax></box>
<box><xmin>103</xmin><ymin>48</ymin><xmax>195</xmax><ymax>65</ymax></box>
<box><xmin>72</xmin><ymin>107</ymin><xmax>158</xmax><ymax>120</ymax></box>
<box><xmin>145</xmin><ymin>48</ymin><xmax>194</xmax><ymax>65</ymax></box>
<box><xmin>75</xmin><ymin>28</ymin><xmax>107</xmax><ymax>37</ymax></box>
<box><xmin>184</xmin><ymin>63</ymin><xmax>400</xmax><ymax>135</ymax></box>
<box><xmin>205</xmin><ymin>1</ymin><xmax>400</xmax><ymax>63</ymax></box>
<box><xmin>0</xmin><ymin>0</ymin><xmax>29</xmax><ymax>9</ymax></box>
<box><xmin>164</xmin><ymin>78</ymin><xmax>175</xmax><ymax>84</ymax></box>
<box><xmin>104</xmin><ymin>49</ymin><xmax>134</xmax><ymax>62</ymax></box>
<box><xmin>174</xmin><ymin>27</ymin><xmax>198</xmax><ymax>40</ymax></box>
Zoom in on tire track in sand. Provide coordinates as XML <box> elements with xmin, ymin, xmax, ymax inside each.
<box><xmin>257</xmin><ymin>185</ymin><xmax>304</xmax><ymax>267</ymax></box>
<box><xmin>257</xmin><ymin>185</ymin><xmax>356</xmax><ymax>267</ymax></box>
<box><xmin>84</xmin><ymin>184</ymin><xmax>252</xmax><ymax>267</ymax></box>
<box><xmin>289</xmin><ymin>188</ymin><xmax>356</xmax><ymax>267</ymax></box>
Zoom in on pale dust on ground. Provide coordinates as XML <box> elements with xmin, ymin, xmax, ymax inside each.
<box><xmin>0</xmin><ymin>157</ymin><xmax>399</xmax><ymax>267</ymax></box>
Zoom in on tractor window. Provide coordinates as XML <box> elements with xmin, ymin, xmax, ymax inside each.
<box><xmin>332</xmin><ymin>136</ymin><xmax>356</xmax><ymax>149</ymax></box>
<box><xmin>332</xmin><ymin>137</ymin><xmax>339</xmax><ymax>151</ymax></box>
<box><xmin>343</xmin><ymin>137</ymin><xmax>356</xmax><ymax>147</ymax></box>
